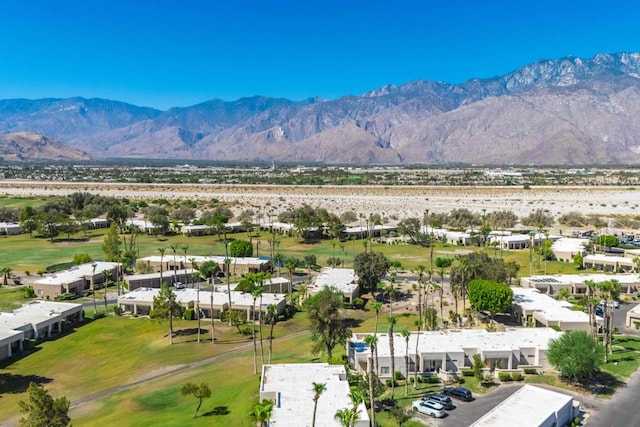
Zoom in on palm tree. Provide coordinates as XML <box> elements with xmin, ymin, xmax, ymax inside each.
<box><xmin>0</xmin><ymin>266</ymin><xmax>12</xmax><ymax>288</ymax></box>
<box><xmin>102</xmin><ymin>269</ymin><xmax>112</xmax><ymax>313</ymax></box>
<box><xmin>335</xmin><ymin>408</ymin><xmax>357</xmax><ymax>427</ymax></box>
<box><xmin>388</xmin><ymin>315</ymin><xmax>397</xmax><ymax>399</ymax></box>
<box><xmin>401</xmin><ymin>329</ymin><xmax>411</xmax><ymax>396</ymax></box>
<box><xmin>169</xmin><ymin>243</ymin><xmax>179</xmax><ymax>283</ymax></box>
<box><xmin>416</xmin><ymin>265</ymin><xmax>426</xmax><ymax>327</ymax></box>
<box><xmin>348</xmin><ymin>389</ymin><xmax>364</xmax><ymax>427</ymax></box>
<box><xmin>311</xmin><ymin>382</ymin><xmax>327</xmax><ymax>427</ymax></box>
<box><xmin>267</xmin><ymin>304</ymin><xmax>278</xmax><ymax>364</ymax></box>
<box><xmin>371</xmin><ymin>301</ymin><xmax>382</xmax><ymax>372</ymax></box>
<box><xmin>585</xmin><ymin>280</ymin><xmax>598</xmax><ymax>339</ymax></box>
<box><xmin>363</xmin><ymin>334</ymin><xmax>377</xmax><ymax>427</ymax></box>
<box><xmin>158</xmin><ymin>247</ymin><xmax>166</xmax><ymax>286</ymax></box>
<box><xmin>284</xmin><ymin>258</ymin><xmax>297</xmax><ymax>301</ymax></box>
<box><xmin>182</xmin><ymin>245</ymin><xmax>189</xmax><ymax>284</ymax></box>
<box><xmin>413</xmin><ymin>319</ymin><xmax>422</xmax><ymax>389</ymax></box>
<box><xmin>224</xmin><ymin>235</ymin><xmax>233</xmax><ymax>326</ymax></box>
<box><xmin>91</xmin><ymin>263</ymin><xmax>97</xmax><ymax>316</ymax></box>
<box><xmin>251</xmin><ymin>287</ymin><xmax>262</xmax><ymax>374</ymax></box>
<box><xmin>250</xmin><ymin>398</ymin><xmax>274</xmax><ymax>427</ymax></box>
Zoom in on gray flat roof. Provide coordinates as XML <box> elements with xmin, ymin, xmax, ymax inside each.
<box><xmin>470</xmin><ymin>385</ymin><xmax>573</xmax><ymax>427</ymax></box>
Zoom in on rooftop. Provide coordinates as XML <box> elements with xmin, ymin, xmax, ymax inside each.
<box><xmin>34</xmin><ymin>262</ymin><xmax>119</xmax><ymax>286</ymax></box>
<box><xmin>470</xmin><ymin>385</ymin><xmax>574</xmax><ymax>427</ymax></box>
<box><xmin>310</xmin><ymin>268</ymin><xmax>358</xmax><ymax>295</ymax></box>
<box><xmin>352</xmin><ymin>328</ymin><xmax>561</xmax><ymax>357</ymax></box>
<box><xmin>260</xmin><ymin>363</ymin><xmax>369</xmax><ymax>427</ymax></box>
<box><xmin>512</xmin><ymin>287</ymin><xmax>591</xmax><ymax>323</ymax></box>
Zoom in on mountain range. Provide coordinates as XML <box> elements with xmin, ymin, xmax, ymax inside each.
<box><xmin>2</xmin><ymin>52</ymin><xmax>640</xmax><ymax>165</ymax></box>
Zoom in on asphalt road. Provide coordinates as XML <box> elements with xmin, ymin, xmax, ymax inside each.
<box><xmin>586</xmin><ymin>369</ymin><xmax>640</xmax><ymax>426</ymax></box>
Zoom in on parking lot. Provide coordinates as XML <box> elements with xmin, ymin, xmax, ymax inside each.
<box><xmin>411</xmin><ymin>384</ymin><xmax>525</xmax><ymax>426</ymax></box>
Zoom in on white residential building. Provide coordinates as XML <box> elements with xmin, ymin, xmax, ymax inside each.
<box><xmin>259</xmin><ymin>363</ymin><xmax>369</xmax><ymax>427</ymax></box>
<box><xmin>308</xmin><ymin>268</ymin><xmax>359</xmax><ymax>303</ymax></box>
<box><xmin>0</xmin><ymin>301</ymin><xmax>83</xmax><ymax>360</ymax></box>
<box><xmin>511</xmin><ymin>287</ymin><xmax>595</xmax><ymax>331</ymax></box>
<box><xmin>348</xmin><ymin>328</ymin><xmax>561</xmax><ymax>380</ymax></box>
<box><xmin>520</xmin><ymin>273</ymin><xmax>640</xmax><ymax>295</ymax></box>
<box><xmin>470</xmin><ymin>385</ymin><xmax>579</xmax><ymax>427</ymax></box>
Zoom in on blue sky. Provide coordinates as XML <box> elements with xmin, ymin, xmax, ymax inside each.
<box><xmin>1</xmin><ymin>0</ymin><xmax>639</xmax><ymax>109</ymax></box>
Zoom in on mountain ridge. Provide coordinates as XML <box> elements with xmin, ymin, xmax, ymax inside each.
<box><xmin>2</xmin><ymin>52</ymin><xmax>640</xmax><ymax>164</ymax></box>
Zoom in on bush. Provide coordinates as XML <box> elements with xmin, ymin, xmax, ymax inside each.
<box><xmin>461</xmin><ymin>369</ymin><xmax>475</xmax><ymax>377</ymax></box>
<box><xmin>55</xmin><ymin>292</ymin><xmax>79</xmax><ymax>301</ymax></box>
<box><xmin>385</xmin><ymin>379</ymin><xmax>395</xmax><ymax>387</ymax></box>
<box><xmin>113</xmin><ymin>306</ymin><xmax>122</xmax><ymax>316</ymax></box>
<box><xmin>523</xmin><ymin>367</ymin><xmax>538</xmax><ymax>375</ymax></box>
<box><xmin>458</xmin><ymin>378</ymin><xmax>465</xmax><ymax>384</ymax></box>
<box><xmin>498</xmin><ymin>372</ymin><xmax>512</xmax><ymax>382</ymax></box>
<box><xmin>511</xmin><ymin>372</ymin><xmax>522</xmax><ymax>381</ymax></box>
<box><xmin>394</xmin><ymin>371</ymin><xmax>403</xmax><ymax>381</ymax></box>
<box><xmin>183</xmin><ymin>308</ymin><xmax>194</xmax><ymax>320</ymax></box>
<box><xmin>421</xmin><ymin>376</ymin><xmax>440</xmax><ymax>384</ymax></box>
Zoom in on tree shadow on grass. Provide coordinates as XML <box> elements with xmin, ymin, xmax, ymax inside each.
<box><xmin>173</xmin><ymin>328</ymin><xmax>208</xmax><ymax>337</ymax></box>
<box><xmin>0</xmin><ymin>373</ymin><xmax>53</xmax><ymax>395</ymax></box>
<box><xmin>344</xmin><ymin>318</ymin><xmax>363</xmax><ymax>328</ymax></box>
<box><xmin>201</xmin><ymin>406</ymin><xmax>230</xmax><ymax>417</ymax></box>
<box><xmin>569</xmin><ymin>371</ymin><xmax>625</xmax><ymax>395</ymax></box>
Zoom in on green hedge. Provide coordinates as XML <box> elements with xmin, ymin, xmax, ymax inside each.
<box><xmin>511</xmin><ymin>372</ymin><xmax>523</xmax><ymax>381</ymax></box>
<box><xmin>523</xmin><ymin>367</ymin><xmax>538</xmax><ymax>375</ymax></box>
<box><xmin>461</xmin><ymin>369</ymin><xmax>475</xmax><ymax>377</ymax></box>
<box><xmin>183</xmin><ymin>308</ymin><xmax>194</xmax><ymax>320</ymax></box>
<box><xmin>498</xmin><ymin>372</ymin><xmax>512</xmax><ymax>382</ymax></box>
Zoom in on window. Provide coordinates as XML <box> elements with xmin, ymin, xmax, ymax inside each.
<box><xmin>380</xmin><ymin>367</ymin><xmax>389</xmax><ymax>374</ymax></box>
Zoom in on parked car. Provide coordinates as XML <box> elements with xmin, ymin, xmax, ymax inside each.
<box><xmin>412</xmin><ymin>399</ymin><xmax>446</xmax><ymax>418</ymax></box>
<box><xmin>443</xmin><ymin>386</ymin><xmax>473</xmax><ymax>401</ymax></box>
<box><xmin>173</xmin><ymin>282</ymin><xmax>185</xmax><ymax>289</ymax></box>
<box><xmin>423</xmin><ymin>393</ymin><xmax>455</xmax><ymax>410</ymax></box>
<box><xmin>600</xmin><ymin>300</ymin><xmax>620</xmax><ymax>309</ymax></box>
<box><xmin>595</xmin><ymin>305</ymin><xmax>604</xmax><ymax>317</ymax></box>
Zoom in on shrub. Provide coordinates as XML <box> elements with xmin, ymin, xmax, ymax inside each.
<box><xmin>55</xmin><ymin>292</ymin><xmax>79</xmax><ymax>301</ymax></box>
<box><xmin>394</xmin><ymin>371</ymin><xmax>403</xmax><ymax>381</ymax></box>
<box><xmin>523</xmin><ymin>367</ymin><xmax>538</xmax><ymax>375</ymax></box>
<box><xmin>458</xmin><ymin>378</ymin><xmax>465</xmax><ymax>384</ymax></box>
<box><xmin>25</xmin><ymin>270</ymin><xmax>31</xmax><ymax>276</ymax></box>
<box><xmin>385</xmin><ymin>379</ymin><xmax>394</xmax><ymax>387</ymax></box>
<box><xmin>511</xmin><ymin>372</ymin><xmax>522</xmax><ymax>381</ymax></box>
<box><xmin>498</xmin><ymin>372</ymin><xmax>512</xmax><ymax>382</ymax></box>
<box><xmin>183</xmin><ymin>308</ymin><xmax>194</xmax><ymax>320</ymax></box>
<box><xmin>461</xmin><ymin>369</ymin><xmax>475</xmax><ymax>377</ymax></box>
<box><xmin>113</xmin><ymin>306</ymin><xmax>122</xmax><ymax>316</ymax></box>
<box><xmin>422</xmin><ymin>376</ymin><xmax>440</xmax><ymax>384</ymax></box>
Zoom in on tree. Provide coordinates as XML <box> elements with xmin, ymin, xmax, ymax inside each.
<box><xmin>181</xmin><ymin>382</ymin><xmax>211</xmax><ymax>418</ymax></box>
<box><xmin>335</xmin><ymin>407</ymin><xmax>359</xmax><ymax>427</ymax></box>
<box><xmin>250</xmin><ymin>399</ymin><xmax>275</xmax><ymax>427</ymax></box>
<box><xmin>363</xmin><ymin>334</ymin><xmax>377</xmax><ymax>427</ymax></box>
<box><xmin>397</xmin><ymin>217</ymin><xmax>431</xmax><ymax>246</ymax></box>
<box><xmin>304</xmin><ymin>287</ymin><xmax>351</xmax><ymax>360</ymax></box>
<box><xmin>1</xmin><ymin>266</ymin><xmax>13</xmax><ymax>288</ymax></box>
<box><xmin>311</xmin><ymin>382</ymin><xmax>327</xmax><ymax>427</ymax></box>
<box><xmin>389</xmin><ymin>404</ymin><xmax>411</xmax><ymax>426</ymax></box>
<box><xmin>199</xmin><ymin>260</ymin><xmax>220</xmax><ymax>281</ymax></box>
<box><xmin>18</xmin><ymin>382</ymin><xmax>70</xmax><ymax>427</ymax></box>
<box><xmin>467</xmin><ymin>279</ymin><xmax>513</xmax><ymax>319</ymax></box>
<box><xmin>353</xmin><ymin>251</ymin><xmax>390</xmax><ymax>296</ymax></box>
<box><xmin>158</xmin><ymin>247</ymin><xmax>166</xmax><ymax>286</ymax></box>
<box><xmin>266</xmin><ymin>304</ymin><xmax>278</xmax><ymax>364</ymax></box>
<box><xmin>388</xmin><ymin>315</ymin><xmax>397</xmax><ymax>399</ymax></box>
<box><xmin>521</xmin><ymin>209</ymin><xmax>554</xmax><ymax>227</ymax></box>
<box><xmin>150</xmin><ymin>283</ymin><xmax>182</xmax><ymax>345</ymax></box>
<box><xmin>547</xmin><ymin>330</ymin><xmax>603</xmax><ymax>383</ymax></box>
<box><xmin>229</xmin><ymin>239</ymin><xmax>254</xmax><ymax>257</ymax></box>
<box><xmin>401</xmin><ymin>328</ymin><xmax>410</xmax><ymax>396</ymax></box>
<box><xmin>72</xmin><ymin>253</ymin><xmax>93</xmax><ymax>265</ymax></box>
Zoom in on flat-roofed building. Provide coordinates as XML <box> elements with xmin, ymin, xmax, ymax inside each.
<box><xmin>521</xmin><ymin>273</ymin><xmax>640</xmax><ymax>295</ymax></box>
<box><xmin>117</xmin><ymin>288</ymin><xmax>286</xmax><ymax>319</ymax></box>
<box><xmin>511</xmin><ymin>287</ymin><xmax>594</xmax><ymax>331</ymax></box>
<box><xmin>626</xmin><ymin>304</ymin><xmax>640</xmax><ymax>328</ymax></box>
<box><xmin>470</xmin><ymin>385</ymin><xmax>579</xmax><ymax>427</ymax></box>
<box><xmin>0</xmin><ymin>300</ymin><xmax>83</xmax><ymax>360</ymax></box>
<box><xmin>181</xmin><ymin>224</ymin><xmax>208</xmax><ymax>236</ymax></box>
<box><xmin>551</xmin><ymin>237</ymin><xmax>588</xmax><ymax>262</ymax></box>
<box><xmin>33</xmin><ymin>261</ymin><xmax>120</xmax><ymax>299</ymax></box>
<box><xmin>136</xmin><ymin>255</ymin><xmax>270</xmax><ymax>276</ymax></box>
<box><xmin>348</xmin><ymin>328</ymin><xmax>561</xmax><ymax>381</ymax></box>
<box><xmin>125</xmin><ymin>269</ymin><xmax>195</xmax><ymax>290</ymax></box>
<box><xmin>308</xmin><ymin>268</ymin><xmax>359</xmax><ymax>303</ymax></box>
<box><xmin>0</xmin><ymin>222</ymin><xmax>22</xmax><ymax>235</ymax></box>
<box><xmin>583</xmin><ymin>254</ymin><xmax>635</xmax><ymax>272</ymax></box>
<box><xmin>259</xmin><ymin>363</ymin><xmax>369</xmax><ymax>427</ymax></box>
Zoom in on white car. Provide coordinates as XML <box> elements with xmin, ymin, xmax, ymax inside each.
<box><xmin>600</xmin><ymin>300</ymin><xmax>620</xmax><ymax>309</ymax></box>
<box><xmin>412</xmin><ymin>399</ymin><xmax>446</xmax><ymax>418</ymax></box>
